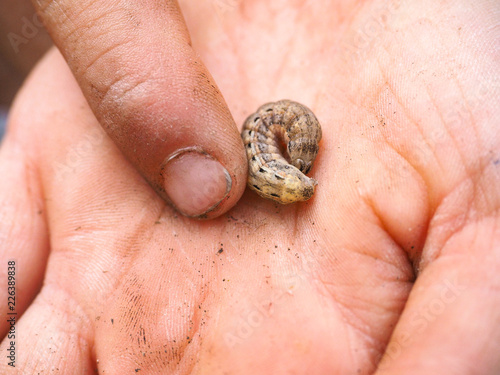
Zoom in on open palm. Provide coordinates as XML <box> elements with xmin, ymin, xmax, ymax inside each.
<box><xmin>1</xmin><ymin>0</ymin><xmax>499</xmax><ymax>373</ymax></box>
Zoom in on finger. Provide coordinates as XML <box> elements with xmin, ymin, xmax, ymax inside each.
<box><xmin>31</xmin><ymin>0</ymin><xmax>247</xmax><ymax>218</ymax></box>
<box><xmin>0</xmin><ymin>48</ymin><xmax>96</xmax><ymax>372</ymax></box>
<box><xmin>0</xmin><ymin>285</ymin><xmax>96</xmax><ymax>373</ymax></box>
<box><xmin>376</xmin><ymin>215</ymin><xmax>500</xmax><ymax>374</ymax></box>
<box><xmin>0</xmin><ymin>47</ymin><xmax>146</xmax><ymax>374</ymax></box>
<box><xmin>0</xmin><ymin>101</ymin><xmax>50</xmax><ymax>338</ymax></box>
<box><xmin>0</xmin><ymin>47</ymin><xmax>213</xmax><ymax>373</ymax></box>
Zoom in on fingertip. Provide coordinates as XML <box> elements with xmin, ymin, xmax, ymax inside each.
<box><xmin>161</xmin><ymin>148</ymin><xmax>235</xmax><ymax>218</ymax></box>
<box><xmin>32</xmin><ymin>0</ymin><xmax>248</xmax><ymax>218</ymax></box>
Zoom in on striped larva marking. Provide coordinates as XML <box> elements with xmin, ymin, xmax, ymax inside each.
<box><xmin>241</xmin><ymin>100</ymin><xmax>322</xmax><ymax>204</ymax></box>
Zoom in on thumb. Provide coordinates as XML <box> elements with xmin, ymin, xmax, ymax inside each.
<box><xmin>32</xmin><ymin>0</ymin><xmax>247</xmax><ymax>218</ymax></box>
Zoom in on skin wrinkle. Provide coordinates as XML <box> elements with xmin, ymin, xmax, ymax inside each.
<box><xmin>470</xmin><ymin>164</ymin><xmax>493</xmax><ymax>217</ymax></box>
<box><xmin>96</xmin><ymin>74</ymin><xmax>153</xmax><ymax>130</ymax></box>
<box><xmin>371</xmin><ymin>70</ymin><xmax>439</xmax><ymax>219</ymax></box>
<box><xmin>432</xmin><ymin>180</ymin><xmax>493</xmax><ymax>261</ymax></box>
<box><xmin>320</xmin><ymin>280</ymin><xmax>404</xmax><ymax>370</ymax></box>
<box><xmin>338</xmin><ymin>302</ymin><xmax>392</xmax><ymax>355</ymax></box>
<box><xmin>81</xmin><ymin>42</ymin><xmax>130</xmax><ymax>88</ymax></box>
<box><xmin>420</xmin><ymin>179</ymin><xmax>473</xmax><ymax>269</ymax></box>
<box><xmin>416</xmin><ymin>86</ymin><xmax>449</xmax><ymax>170</ymax></box>
<box><xmin>176</xmin><ymin>286</ymin><xmax>208</xmax><ymax>361</ymax></box>
<box><xmin>44</xmin><ymin>5</ymin><xmax>84</xmax><ymax>44</ymax></box>
<box><xmin>33</xmin><ymin>0</ymin><xmax>65</xmax><ymax>18</ymax></box>
<box><xmin>369</xmin><ymin>142</ymin><xmax>429</xmax><ymax>251</ymax></box>
<box><xmin>310</xmin><ymin>229</ymin><xmax>412</xmax><ymax>310</ymax></box>
<box><xmin>342</xmin><ymin>228</ymin><xmax>410</xmax><ymax>277</ymax></box>
<box><xmin>423</xmin><ymin>82</ymin><xmax>469</xmax><ymax>181</ymax></box>
<box><xmin>117</xmin><ymin>278</ymin><xmax>192</xmax><ymax>369</ymax></box>
<box><xmin>370</xmin><ymin>197</ymin><xmax>420</xmax><ymax>264</ymax></box>
<box><xmin>64</xmin><ymin>4</ymin><xmax>119</xmax><ymax>43</ymax></box>
<box><xmin>69</xmin><ymin>0</ymin><xmax>99</xmax><ymax>23</ymax></box>
<box><xmin>453</xmin><ymin>76</ymin><xmax>481</xmax><ymax>155</ymax></box>
<box><xmin>479</xmin><ymin>167</ymin><xmax>500</xmax><ymax>214</ymax></box>
<box><xmin>333</xmin><ymin>277</ymin><xmax>407</xmax><ymax>319</ymax></box>
<box><xmin>38</xmin><ymin>0</ymin><xmax>78</xmax><ymax>40</ymax></box>
<box><xmin>436</xmin><ymin>217</ymin><xmax>500</xmax><ymax>284</ymax></box>
<box><xmin>311</xmin><ymin>232</ymin><xmax>413</xmax><ymax>353</ymax></box>
<box><xmin>49</xmin><ymin>205</ymin><xmax>163</xmax><ymax>314</ymax></box>
<box><xmin>37</xmin><ymin>283</ymin><xmax>95</xmax><ymax>347</ymax></box>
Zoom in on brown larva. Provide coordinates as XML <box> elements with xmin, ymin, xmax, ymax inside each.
<box><xmin>241</xmin><ymin>99</ymin><xmax>322</xmax><ymax>204</ymax></box>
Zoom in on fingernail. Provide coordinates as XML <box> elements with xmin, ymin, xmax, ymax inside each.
<box><xmin>162</xmin><ymin>148</ymin><xmax>232</xmax><ymax>217</ymax></box>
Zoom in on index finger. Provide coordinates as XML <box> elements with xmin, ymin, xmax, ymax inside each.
<box><xmin>31</xmin><ymin>0</ymin><xmax>247</xmax><ymax>218</ymax></box>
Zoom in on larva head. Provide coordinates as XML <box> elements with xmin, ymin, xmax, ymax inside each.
<box><xmin>281</xmin><ymin>172</ymin><xmax>317</xmax><ymax>203</ymax></box>
<box><xmin>248</xmin><ymin>163</ymin><xmax>318</xmax><ymax>204</ymax></box>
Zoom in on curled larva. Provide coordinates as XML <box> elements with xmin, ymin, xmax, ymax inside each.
<box><xmin>241</xmin><ymin>99</ymin><xmax>322</xmax><ymax>204</ymax></box>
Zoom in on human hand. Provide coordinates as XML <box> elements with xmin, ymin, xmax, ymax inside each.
<box><xmin>1</xmin><ymin>0</ymin><xmax>499</xmax><ymax>373</ymax></box>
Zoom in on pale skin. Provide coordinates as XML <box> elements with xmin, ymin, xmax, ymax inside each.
<box><xmin>0</xmin><ymin>0</ymin><xmax>499</xmax><ymax>374</ymax></box>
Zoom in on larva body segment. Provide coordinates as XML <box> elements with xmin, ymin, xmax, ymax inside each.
<box><xmin>241</xmin><ymin>100</ymin><xmax>322</xmax><ymax>204</ymax></box>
